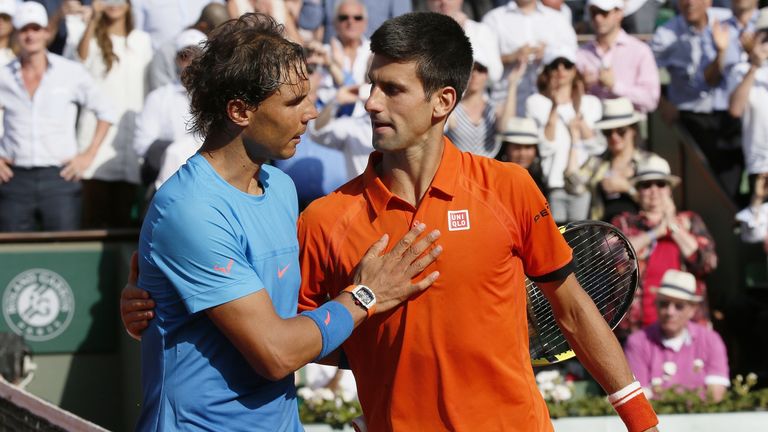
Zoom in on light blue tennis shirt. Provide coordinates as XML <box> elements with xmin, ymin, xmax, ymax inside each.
<box><xmin>136</xmin><ymin>153</ymin><xmax>302</xmax><ymax>431</ymax></box>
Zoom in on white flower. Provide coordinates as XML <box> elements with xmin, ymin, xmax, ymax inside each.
<box><xmin>693</xmin><ymin>358</ymin><xmax>704</xmax><ymax>372</ymax></box>
<box><xmin>663</xmin><ymin>361</ymin><xmax>677</xmax><ymax>376</ymax></box>
<box><xmin>540</xmin><ymin>381</ymin><xmax>555</xmax><ymax>392</ymax></box>
<box><xmin>552</xmin><ymin>384</ymin><xmax>572</xmax><ymax>402</ymax></box>
<box><xmin>316</xmin><ymin>388</ymin><xmax>336</xmax><ymax>401</ymax></box>
<box><xmin>536</xmin><ymin>370</ymin><xmax>560</xmax><ymax>384</ymax></box>
<box><xmin>651</xmin><ymin>377</ymin><xmax>663</xmax><ymax>387</ymax></box>
<box><xmin>297</xmin><ymin>387</ymin><xmax>315</xmax><ymax>400</ymax></box>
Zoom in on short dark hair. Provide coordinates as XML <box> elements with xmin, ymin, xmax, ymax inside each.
<box><xmin>370</xmin><ymin>12</ymin><xmax>473</xmax><ymax>104</ymax></box>
<box><xmin>182</xmin><ymin>13</ymin><xmax>307</xmax><ymax>137</ymax></box>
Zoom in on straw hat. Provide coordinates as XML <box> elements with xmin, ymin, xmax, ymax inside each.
<box><xmin>594</xmin><ymin>98</ymin><xmax>644</xmax><ymax>130</ymax></box>
<box><xmin>657</xmin><ymin>270</ymin><xmax>701</xmax><ymax>303</ymax></box>
<box><xmin>496</xmin><ymin>117</ymin><xmax>539</xmax><ymax>145</ymax></box>
<box><xmin>630</xmin><ymin>154</ymin><xmax>681</xmax><ymax>188</ymax></box>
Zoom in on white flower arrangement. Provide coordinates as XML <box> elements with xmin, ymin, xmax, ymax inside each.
<box><xmin>535</xmin><ymin>369</ymin><xmax>574</xmax><ymax>403</ymax></box>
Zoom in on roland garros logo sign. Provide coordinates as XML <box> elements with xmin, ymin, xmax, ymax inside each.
<box><xmin>3</xmin><ymin>269</ymin><xmax>75</xmax><ymax>342</ymax></box>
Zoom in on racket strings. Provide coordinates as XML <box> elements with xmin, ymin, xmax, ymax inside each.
<box><xmin>527</xmin><ymin>224</ymin><xmax>638</xmax><ymax>361</ymax></box>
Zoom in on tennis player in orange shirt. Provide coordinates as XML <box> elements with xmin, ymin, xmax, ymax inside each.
<box><xmin>122</xmin><ymin>12</ymin><xmax>659</xmax><ymax>432</ymax></box>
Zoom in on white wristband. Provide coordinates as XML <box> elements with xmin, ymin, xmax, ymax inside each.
<box><xmin>607</xmin><ymin>381</ymin><xmax>643</xmax><ymax>406</ymax></box>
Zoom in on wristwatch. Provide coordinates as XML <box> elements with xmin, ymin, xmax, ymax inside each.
<box><xmin>343</xmin><ymin>285</ymin><xmax>376</xmax><ymax>318</ymax></box>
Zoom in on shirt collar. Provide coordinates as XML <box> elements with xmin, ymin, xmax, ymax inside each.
<box><xmin>361</xmin><ymin>137</ymin><xmax>461</xmax><ymax>216</ymax></box>
<box><xmin>505</xmin><ymin>1</ymin><xmax>546</xmax><ymax>14</ymax></box>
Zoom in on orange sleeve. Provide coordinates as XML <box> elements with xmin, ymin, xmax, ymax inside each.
<box><xmin>297</xmin><ymin>213</ymin><xmax>330</xmax><ymax>313</ymax></box>
<box><xmin>514</xmin><ymin>170</ymin><xmax>573</xmax><ymax>280</ymax></box>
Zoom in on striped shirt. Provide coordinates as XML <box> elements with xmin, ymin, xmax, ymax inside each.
<box><xmin>445</xmin><ymin>102</ymin><xmax>499</xmax><ymax>158</ymax></box>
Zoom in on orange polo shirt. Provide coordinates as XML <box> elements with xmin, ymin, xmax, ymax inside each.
<box><xmin>297</xmin><ymin>138</ymin><xmax>573</xmax><ymax>431</ymax></box>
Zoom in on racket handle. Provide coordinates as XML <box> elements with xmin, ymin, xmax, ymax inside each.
<box><xmin>351</xmin><ymin>415</ymin><xmax>367</xmax><ymax>432</ymax></box>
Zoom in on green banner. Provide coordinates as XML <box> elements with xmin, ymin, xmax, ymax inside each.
<box><xmin>0</xmin><ymin>243</ymin><xmax>125</xmax><ymax>354</ymax></box>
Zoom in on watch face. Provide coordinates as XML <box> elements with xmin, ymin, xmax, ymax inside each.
<box><xmin>356</xmin><ymin>287</ymin><xmax>374</xmax><ymax>305</ymax></box>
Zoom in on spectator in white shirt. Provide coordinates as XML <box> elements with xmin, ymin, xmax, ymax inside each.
<box><xmin>75</xmin><ymin>0</ymin><xmax>152</xmax><ymax>228</ymax></box>
<box><xmin>131</xmin><ymin>0</ymin><xmax>224</xmax><ymax>50</ymax></box>
<box><xmin>483</xmin><ymin>0</ymin><xmax>577</xmax><ymax>116</ymax></box>
<box><xmin>0</xmin><ymin>2</ymin><xmax>114</xmax><ymax>231</ymax></box>
<box><xmin>526</xmin><ymin>45</ymin><xmax>603</xmax><ymax>224</ymax></box>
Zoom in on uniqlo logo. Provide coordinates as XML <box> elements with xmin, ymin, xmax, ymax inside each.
<box><xmin>447</xmin><ymin>210</ymin><xmax>470</xmax><ymax>231</ymax></box>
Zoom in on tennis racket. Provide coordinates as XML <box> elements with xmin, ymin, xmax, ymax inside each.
<box><xmin>528</xmin><ymin>220</ymin><xmax>638</xmax><ymax>366</ymax></box>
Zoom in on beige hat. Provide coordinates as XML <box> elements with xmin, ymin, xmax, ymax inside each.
<box><xmin>12</xmin><ymin>1</ymin><xmax>47</xmax><ymax>29</ymax></box>
<box><xmin>175</xmin><ymin>29</ymin><xmax>207</xmax><ymax>53</ymax></box>
<box><xmin>657</xmin><ymin>269</ymin><xmax>701</xmax><ymax>302</ymax></box>
<box><xmin>594</xmin><ymin>98</ymin><xmax>644</xmax><ymax>130</ymax></box>
<box><xmin>756</xmin><ymin>7</ymin><xmax>768</xmax><ymax>31</ymax></box>
<box><xmin>630</xmin><ymin>154</ymin><xmax>681</xmax><ymax>188</ymax></box>
<box><xmin>497</xmin><ymin>117</ymin><xmax>539</xmax><ymax>145</ymax></box>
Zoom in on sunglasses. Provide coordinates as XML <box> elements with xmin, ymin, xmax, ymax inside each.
<box><xmin>657</xmin><ymin>299</ymin><xmax>689</xmax><ymax>311</ymax></box>
<box><xmin>546</xmin><ymin>58</ymin><xmax>575</xmax><ymax>71</ymax></box>
<box><xmin>338</xmin><ymin>14</ymin><xmax>364</xmax><ymax>22</ymax></box>
<box><xmin>601</xmin><ymin>126</ymin><xmax>631</xmax><ymax>137</ymax></box>
<box><xmin>636</xmin><ymin>180</ymin><xmax>669</xmax><ymax>190</ymax></box>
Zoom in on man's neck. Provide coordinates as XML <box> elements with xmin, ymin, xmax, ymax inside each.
<box><xmin>516</xmin><ymin>1</ymin><xmax>538</xmax><ymax>14</ymax></box>
<box><xmin>597</xmin><ymin>28</ymin><xmax>620</xmax><ymax>51</ymax></box>
<box><xmin>20</xmin><ymin>50</ymin><xmax>47</xmax><ymax>71</ymax></box>
<box><xmin>379</xmin><ymin>131</ymin><xmax>445</xmax><ymax>207</ymax></box>
<box><xmin>200</xmin><ymin>131</ymin><xmax>265</xmax><ymax>195</ymax></box>
<box><xmin>689</xmin><ymin>14</ymin><xmax>709</xmax><ymax>31</ymax></box>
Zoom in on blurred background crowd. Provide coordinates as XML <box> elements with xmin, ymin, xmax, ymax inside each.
<box><xmin>1</xmin><ymin>0</ymin><xmax>768</xmax><ymax>406</ymax></box>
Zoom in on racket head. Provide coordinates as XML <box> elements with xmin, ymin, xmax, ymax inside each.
<box><xmin>527</xmin><ymin>220</ymin><xmax>638</xmax><ymax>366</ymax></box>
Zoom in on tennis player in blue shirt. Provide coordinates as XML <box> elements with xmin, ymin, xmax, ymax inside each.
<box><xmin>129</xmin><ymin>13</ymin><xmax>442</xmax><ymax>431</ymax></box>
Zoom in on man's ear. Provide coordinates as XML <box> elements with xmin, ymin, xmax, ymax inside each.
<box><xmin>226</xmin><ymin>99</ymin><xmax>252</xmax><ymax>127</ymax></box>
<box><xmin>433</xmin><ymin>86</ymin><xmax>458</xmax><ymax>119</ymax></box>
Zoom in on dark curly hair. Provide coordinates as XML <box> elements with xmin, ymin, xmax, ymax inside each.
<box><xmin>370</xmin><ymin>12</ymin><xmax>472</xmax><ymax>105</ymax></box>
<box><xmin>181</xmin><ymin>13</ymin><xmax>307</xmax><ymax>138</ymax></box>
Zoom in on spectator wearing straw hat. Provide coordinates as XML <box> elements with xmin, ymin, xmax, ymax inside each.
<box><xmin>584</xmin><ymin>97</ymin><xmax>659</xmax><ymax>222</ymax></box>
<box><xmin>624</xmin><ymin>269</ymin><xmax>730</xmax><ymax>402</ymax></box>
<box><xmin>0</xmin><ymin>2</ymin><xmax>114</xmax><ymax>231</ymax></box>
<box><xmin>497</xmin><ymin>117</ymin><xmax>546</xmax><ymax>194</ymax></box>
<box><xmin>577</xmin><ymin>0</ymin><xmax>660</xmax><ymax>114</ymax></box>
<box><xmin>611</xmin><ymin>155</ymin><xmax>718</xmax><ymax>340</ymax></box>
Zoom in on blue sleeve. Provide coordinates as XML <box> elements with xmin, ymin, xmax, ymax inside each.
<box><xmin>150</xmin><ymin>200</ymin><xmax>264</xmax><ymax>314</ymax></box>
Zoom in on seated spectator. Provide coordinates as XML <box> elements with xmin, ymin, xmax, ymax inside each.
<box><xmin>577</xmin><ymin>0</ymin><xmax>660</xmax><ymax>114</ymax></box>
<box><xmin>729</xmin><ymin>7</ymin><xmax>768</xmax><ymax>238</ymax></box>
<box><xmin>526</xmin><ymin>45</ymin><xmax>602</xmax><ymax>224</ymax></box>
<box><xmin>496</xmin><ymin>117</ymin><xmax>546</xmax><ymax>194</ymax></box>
<box><xmin>0</xmin><ymin>0</ymin><xmax>14</xmax><ymax>65</ymax></box>
<box><xmin>146</xmin><ymin>2</ymin><xmax>228</xmax><ymax>91</ymax></box>
<box><xmin>651</xmin><ymin>0</ymin><xmax>744</xmax><ymax>203</ymax></box>
<box><xmin>75</xmin><ymin>0</ymin><xmax>153</xmax><ymax>228</ymax></box>
<box><xmin>298</xmin><ymin>0</ymin><xmax>410</xmax><ymax>43</ymax></box>
<box><xmin>0</xmin><ymin>2</ymin><xmax>114</xmax><ymax>232</ymax></box>
<box><xmin>722</xmin><ymin>0</ymin><xmax>759</xmax><ymax>63</ymax></box>
<box><xmin>611</xmin><ymin>155</ymin><xmax>718</xmax><ymax>339</ymax></box>
<box><xmin>621</xmin><ymin>0</ymin><xmax>662</xmax><ymax>34</ymax></box>
<box><xmin>585</xmin><ymin>97</ymin><xmax>657</xmax><ymax>222</ymax></box>
<box><xmin>310</xmin><ymin>0</ymin><xmax>371</xmax><ymax>117</ymax></box>
<box><xmin>483</xmin><ymin>0</ymin><xmax>577</xmax><ymax>116</ymax></box>
<box><xmin>624</xmin><ymin>269</ymin><xmax>730</xmax><ymax>402</ymax></box>
<box><xmin>444</xmin><ymin>39</ymin><xmax>519</xmax><ymax>158</ymax></box>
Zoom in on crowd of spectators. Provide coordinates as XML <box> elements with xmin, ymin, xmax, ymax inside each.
<box><xmin>1</xmin><ymin>0</ymin><xmax>767</xmax><ymax>402</ymax></box>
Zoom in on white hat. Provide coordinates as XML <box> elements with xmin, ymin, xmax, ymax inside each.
<box><xmin>0</xmin><ymin>0</ymin><xmax>16</xmax><ymax>17</ymax></box>
<box><xmin>175</xmin><ymin>29</ymin><xmax>207</xmax><ymax>53</ymax></box>
<box><xmin>587</xmin><ymin>0</ymin><xmax>624</xmax><ymax>11</ymax></box>
<box><xmin>630</xmin><ymin>154</ymin><xmax>681</xmax><ymax>188</ymax></box>
<box><xmin>756</xmin><ymin>7</ymin><xmax>768</xmax><ymax>31</ymax></box>
<box><xmin>542</xmin><ymin>45</ymin><xmax>576</xmax><ymax>67</ymax></box>
<box><xmin>594</xmin><ymin>98</ymin><xmax>643</xmax><ymax>130</ymax></box>
<box><xmin>497</xmin><ymin>117</ymin><xmax>539</xmax><ymax>145</ymax></box>
<box><xmin>657</xmin><ymin>270</ymin><xmax>701</xmax><ymax>303</ymax></box>
<box><xmin>465</xmin><ymin>24</ymin><xmax>502</xmax><ymax>83</ymax></box>
<box><xmin>13</xmin><ymin>1</ymin><xmax>48</xmax><ymax>29</ymax></box>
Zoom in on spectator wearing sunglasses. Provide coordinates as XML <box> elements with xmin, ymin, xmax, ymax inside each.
<box><xmin>582</xmin><ymin>98</ymin><xmax>659</xmax><ymax>222</ymax></box>
<box><xmin>623</xmin><ymin>269</ymin><xmax>730</xmax><ymax>402</ymax></box>
<box><xmin>577</xmin><ymin>0</ymin><xmax>660</xmax><ymax>114</ymax></box>
<box><xmin>611</xmin><ymin>155</ymin><xmax>718</xmax><ymax>340</ymax></box>
<box><xmin>526</xmin><ymin>45</ymin><xmax>603</xmax><ymax>224</ymax></box>
<box><xmin>309</xmin><ymin>0</ymin><xmax>371</xmax><ymax>118</ymax></box>
<box><xmin>298</xmin><ymin>0</ymin><xmax>410</xmax><ymax>43</ymax></box>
